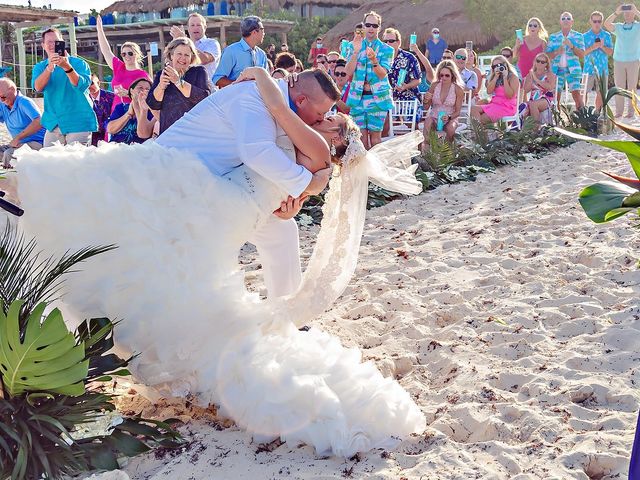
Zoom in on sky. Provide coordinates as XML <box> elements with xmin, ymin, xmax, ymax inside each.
<box><xmin>2</xmin><ymin>0</ymin><xmax>115</xmax><ymax>14</ymax></box>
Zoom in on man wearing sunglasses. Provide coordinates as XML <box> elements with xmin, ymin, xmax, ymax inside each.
<box><xmin>325</xmin><ymin>51</ymin><xmax>341</xmax><ymax>76</ymax></box>
<box><xmin>546</xmin><ymin>12</ymin><xmax>585</xmax><ymax>108</ymax></box>
<box><xmin>333</xmin><ymin>59</ymin><xmax>351</xmax><ymax>114</ymax></box>
<box><xmin>343</xmin><ymin>10</ymin><xmax>394</xmax><ymax>149</ymax></box>
<box><xmin>583</xmin><ymin>11</ymin><xmax>613</xmax><ymax>112</ymax></box>
<box><xmin>453</xmin><ymin>48</ymin><xmax>478</xmax><ymax>91</ymax></box>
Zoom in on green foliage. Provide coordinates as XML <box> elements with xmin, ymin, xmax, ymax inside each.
<box><xmin>0</xmin><ymin>226</ymin><xmax>183</xmax><ymax>480</ymax></box>
<box><xmin>465</xmin><ymin>0</ymin><xmax>621</xmax><ymax>49</ymax></box>
<box><xmin>559</xmin><ymin>110</ymin><xmax>640</xmax><ymax>224</ymax></box>
<box><xmin>244</xmin><ymin>6</ymin><xmax>344</xmax><ymax>65</ymax></box>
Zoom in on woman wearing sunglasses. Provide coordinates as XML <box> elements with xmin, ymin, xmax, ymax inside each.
<box><xmin>514</xmin><ymin>17</ymin><xmax>548</xmax><ymax>78</ymax></box>
<box><xmin>422</xmin><ymin>60</ymin><xmax>464</xmax><ymax>147</ymax></box>
<box><xmin>96</xmin><ymin>15</ymin><xmax>150</xmax><ymax>113</ymax></box>
<box><xmin>520</xmin><ymin>53</ymin><xmax>556</xmax><ymax>126</ymax></box>
<box><xmin>470</xmin><ymin>55</ymin><xmax>519</xmax><ymax>124</ymax></box>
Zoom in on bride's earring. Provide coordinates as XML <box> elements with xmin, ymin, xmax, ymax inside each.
<box><xmin>330</xmin><ymin>143</ymin><xmax>337</xmax><ymax>156</ymax></box>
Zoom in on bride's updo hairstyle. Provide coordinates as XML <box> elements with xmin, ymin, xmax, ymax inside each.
<box><xmin>331</xmin><ymin>113</ymin><xmax>362</xmax><ymax>166</ymax></box>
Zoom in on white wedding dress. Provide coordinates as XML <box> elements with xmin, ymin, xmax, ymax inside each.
<box><xmin>13</xmin><ymin>130</ymin><xmax>426</xmax><ymax>457</ymax></box>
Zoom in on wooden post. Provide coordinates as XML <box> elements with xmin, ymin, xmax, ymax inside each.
<box><xmin>220</xmin><ymin>24</ymin><xmax>226</xmax><ymax>48</ymax></box>
<box><xmin>16</xmin><ymin>27</ymin><xmax>26</xmax><ymax>94</ymax></box>
<box><xmin>97</xmin><ymin>44</ymin><xmax>104</xmax><ymax>81</ymax></box>
<box><xmin>280</xmin><ymin>32</ymin><xmax>287</xmax><ymax>46</ymax></box>
<box><xmin>147</xmin><ymin>50</ymin><xmax>153</xmax><ymax>77</ymax></box>
<box><xmin>68</xmin><ymin>22</ymin><xmax>77</xmax><ymax>56</ymax></box>
<box><xmin>157</xmin><ymin>27</ymin><xmax>165</xmax><ymax>55</ymax></box>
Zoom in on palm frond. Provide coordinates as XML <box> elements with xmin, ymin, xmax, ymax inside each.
<box><xmin>0</xmin><ymin>223</ymin><xmax>116</xmax><ymax>328</ymax></box>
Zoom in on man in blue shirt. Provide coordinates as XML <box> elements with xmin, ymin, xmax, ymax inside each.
<box><xmin>426</xmin><ymin>28</ymin><xmax>447</xmax><ymax>66</ymax></box>
<box><xmin>0</xmin><ymin>78</ymin><xmax>45</xmax><ymax>167</ymax></box>
<box><xmin>32</xmin><ymin>27</ymin><xmax>97</xmax><ymax>146</ymax></box>
<box><xmin>583</xmin><ymin>11</ymin><xmax>613</xmax><ymax>112</ymax></box>
<box><xmin>546</xmin><ymin>12</ymin><xmax>585</xmax><ymax>108</ymax></box>
<box><xmin>213</xmin><ymin>16</ymin><xmax>267</xmax><ymax>88</ymax></box>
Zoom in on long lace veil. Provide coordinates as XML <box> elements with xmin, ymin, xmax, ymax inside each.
<box><xmin>274</xmin><ymin>130</ymin><xmax>424</xmax><ymax>326</ymax></box>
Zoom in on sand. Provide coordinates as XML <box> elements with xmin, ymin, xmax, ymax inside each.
<box><xmin>3</xmin><ymin>123</ymin><xmax>639</xmax><ymax>479</ymax></box>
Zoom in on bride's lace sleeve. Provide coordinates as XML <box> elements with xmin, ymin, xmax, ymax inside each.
<box><xmin>273</xmin><ymin>131</ymin><xmax>424</xmax><ymax>326</ymax></box>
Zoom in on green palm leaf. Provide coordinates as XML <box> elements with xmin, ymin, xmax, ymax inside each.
<box><xmin>0</xmin><ymin>300</ymin><xmax>88</xmax><ymax>397</ymax></box>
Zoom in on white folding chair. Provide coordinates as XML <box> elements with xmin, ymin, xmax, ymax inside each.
<box><xmin>500</xmin><ymin>82</ymin><xmax>522</xmax><ymax>130</ymax></box>
<box><xmin>388</xmin><ymin>99</ymin><xmax>419</xmax><ymax>137</ymax></box>
<box><xmin>478</xmin><ymin>55</ymin><xmax>497</xmax><ymax>78</ymax></box>
<box><xmin>455</xmin><ymin>90</ymin><xmax>473</xmax><ymax>133</ymax></box>
<box><xmin>561</xmin><ymin>73</ymin><xmax>588</xmax><ymax>106</ymax></box>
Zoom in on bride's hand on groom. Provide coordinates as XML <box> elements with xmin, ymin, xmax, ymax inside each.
<box><xmin>273</xmin><ymin>195</ymin><xmax>307</xmax><ymax>220</ymax></box>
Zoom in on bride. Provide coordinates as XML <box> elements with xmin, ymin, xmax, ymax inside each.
<box><xmin>13</xmin><ymin>68</ymin><xmax>427</xmax><ymax>458</ymax></box>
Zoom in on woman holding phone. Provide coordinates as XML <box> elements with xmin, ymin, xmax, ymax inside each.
<box><xmin>96</xmin><ymin>15</ymin><xmax>150</xmax><ymax>113</ymax></box>
<box><xmin>514</xmin><ymin>17</ymin><xmax>548</xmax><ymax>78</ymax></box>
<box><xmin>146</xmin><ymin>37</ymin><xmax>212</xmax><ymax>134</ymax></box>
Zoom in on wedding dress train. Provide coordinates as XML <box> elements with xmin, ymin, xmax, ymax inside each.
<box><xmin>13</xmin><ymin>131</ymin><xmax>426</xmax><ymax>457</ymax></box>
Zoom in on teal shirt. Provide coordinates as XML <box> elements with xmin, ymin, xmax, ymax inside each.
<box><xmin>613</xmin><ymin>22</ymin><xmax>640</xmax><ymax>62</ymax></box>
<box><xmin>344</xmin><ymin>38</ymin><xmax>394</xmax><ymax>111</ymax></box>
<box><xmin>32</xmin><ymin>56</ymin><xmax>97</xmax><ymax>134</ymax></box>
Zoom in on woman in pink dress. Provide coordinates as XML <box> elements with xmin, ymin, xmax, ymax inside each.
<box><xmin>96</xmin><ymin>15</ymin><xmax>150</xmax><ymax>113</ymax></box>
<box><xmin>422</xmin><ymin>60</ymin><xmax>465</xmax><ymax>146</ymax></box>
<box><xmin>471</xmin><ymin>55</ymin><xmax>520</xmax><ymax>124</ymax></box>
<box><xmin>514</xmin><ymin>17</ymin><xmax>548</xmax><ymax>78</ymax></box>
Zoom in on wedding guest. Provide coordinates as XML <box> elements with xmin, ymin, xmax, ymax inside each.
<box><xmin>426</xmin><ymin>27</ymin><xmax>447</xmax><ymax>66</ymax></box>
<box><xmin>383</xmin><ymin>28</ymin><xmax>421</xmax><ymax>101</ymax></box>
<box><xmin>295</xmin><ymin>59</ymin><xmax>304</xmax><ymax>73</ymax></box>
<box><xmin>147</xmin><ymin>37</ymin><xmax>212</xmax><ymax>134</ymax></box>
<box><xmin>441</xmin><ymin>50</ymin><xmax>454</xmax><ymax>61</ymax></box>
<box><xmin>453</xmin><ymin>47</ymin><xmax>478</xmax><ymax>91</ymax></box>
<box><xmin>266</xmin><ymin>43</ymin><xmax>276</xmax><ymax>64</ymax></box>
<box><xmin>275</xmin><ymin>52</ymin><xmax>297</xmax><ymax>73</ymax></box>
<box><xmin>315</xmin><ymin>53</ymin><xmax>329</xmax><ymax>71</ymax></box>
<box><xmin>466</xmin><ymin>50</ymin><xmax>484</xmax><ymax>97</ymax></box>
<box><xmin>266</xmin><ymin>58</ymin><xmax>274</xmax><ymax>74</ymax></box>
<box><xmin>170</xmin><ymin>13</ymin><xmax>221</xmax><ymax>82</ymax></box>
<box><xmin>344</xmin><ymin>10</ymin><xmax>394</xmax><ymax>149</ymax></box>
<box><xmin>326</xmin><ymin>51</ymin><xmax>341</xmax><ymax>76</ymax></box>
<box><xmin>471</xmin><ymin>55</ymin><xmax>519</xmax><ymax>124</ymax></box>
<box><xmin>584</xmin><ymin>11</ymin><xmax>613</xmax><ymax>111</ymax></box>
<box><xmin>546</xmin><ymin>12</ymin><xmax>585</xmax><ymax>108</ymax></box>
<box><xmin>281</xmin><ymin>43</ymin><xmax>289</xmax><ymax>52</ymax></box>
<box><xmin>501</xmin><ymin>47</ymin><xmax>521</xmax><ymax>77</ymax></box>
<box><xmin>605</xmin><ymin>4</ymin><xmax>640</xmax><ymax>118</ymax></box>
<box><xmin>409</xmin><ymin>42</ymin><xmax>435</xmax><ymax>91</ymax></box>
<box><xmin>96</xmin><ymin>15</ymin><xmax>149</xmax><ymax>113</ymax></box>
<box><xmin>271</xmin><ymin>68</ymin><xmax>288</xmax><ymax>79</ymax></box>
<box><xmin>0</xmin><ymin>78</ymin><xmax>44</xmax><ymax>167</ymax></box>
<box><xmin>88</xmin><ymin>74</ymin><xmax>115</xmax><ymax>146</ymax></box>
<box><xmin>307</xmin><ymin>35</ymin><xmax>328</xmax><ymax>67</ymax></box>
<box><xmin>520</xmin><ymin>53</ymin><xmax>556</xmax><ymax>126</ymax></box>
<box><xmin>107</xmin><ymin>78</ymin><xmax>155</xmax><ymax>144</ymax></box>
<box><xmin>213</xmin><ymin>16</ymin><xmax>267</xmax><ymax>88</ymax></box>
<box><xmin>514</xmin><ymin>17</ymin><xmax>548</xmax><ymax>78</ymax></box>
<box><xmin>33</xmin><ymin>28</ymin><xmax>97</xmax><ymax>147</ymax></box>
<box><xmin>422</xmin><ymin>60</ymin><xmax>464</xmax><ymax>145</ymax></box>
<box><xmin>333</xmin><ymin>59</ymin><xmax>351</xmax><ymax>114</ymax></box>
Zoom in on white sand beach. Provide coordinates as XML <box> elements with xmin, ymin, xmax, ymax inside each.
<box><xmin>4</xmin><ymin>124</ymin><xmax>639</xmax><ymax>479</ymax></box>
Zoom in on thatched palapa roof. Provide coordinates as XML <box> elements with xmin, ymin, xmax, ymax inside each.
<box><xmin>322</xmin><ymin>0</ymin><xmax>499</xmax><ymax>52</ymax></box>
<box><xmin>0</xmin><ymin>4</ymin><xmax>77</xmax><ymax>23</ymax></box>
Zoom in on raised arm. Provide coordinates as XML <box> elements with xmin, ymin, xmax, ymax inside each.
<box><xmin>236</xmin><ymin>67</ymin><xmax>330</xmax><ymax>168</ymax></box>
<box><xmin>96</xmin><ymin>15</ymin><xmax>116</xmax><ymax>68</ymax></box>
<box><xmin>605</xmin><ymin>7</ymin><xmax>620</xmax><ymax>32</ymax></box>
<box><xmin>410</xmin><ymin>44</ymin><xmax>435</xmax><ymax>83</ymax></box>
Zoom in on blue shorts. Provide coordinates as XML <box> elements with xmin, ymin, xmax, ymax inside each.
<box><xmin>350</xmin><ymin>97</ymin><xmax>388</xmax><ymax>132</ymax></box>
<box><xmin>556</xmin><ymin>68</ymin><xmax>582</xmax><ymax>92</ymax></box>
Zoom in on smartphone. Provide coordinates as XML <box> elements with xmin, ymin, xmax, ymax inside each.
<box><xmin>465</xmin><ymin>40</ymin><xmax>473</xmax><ymax>51</ymax></box>
<box><xmin>515</xmin><ymin>29</ymin><xmax>524</xmax><ymax>41</ymax></box>
<box><xmin>54</xmin><ymin>40</ymin><xmax>66</xmax><ymax>56</ymax></box>
<box><xmin>595</xmin><ymin>37</ymin><xmax>602</xmax><ymax>43</ymax></box>
<box><xmin>622</xmin><ymin>4</ymin><xmax>633</xmax><ymax>10</ymax></box>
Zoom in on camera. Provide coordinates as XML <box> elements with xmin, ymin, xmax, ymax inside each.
<box><xmin>496</xmin><ymin>64</ymin><xmax>507</xmax><ymax>73</ymax></box>
<box><xmin>622</xmin><ymin>4</ymin><xmax>633</xmax><ymax>11</ymax></box>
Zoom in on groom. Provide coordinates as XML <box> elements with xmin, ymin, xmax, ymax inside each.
<box><xmin>156</xmin><ymin>69</ymin><xmax>340</xmax><ymax>297</ymax></box>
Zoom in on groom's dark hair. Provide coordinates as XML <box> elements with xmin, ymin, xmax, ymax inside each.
<box><xmin>297</xmin><ymin>69</ymin><xmax>340</xmax><ymax>102</ymax></box>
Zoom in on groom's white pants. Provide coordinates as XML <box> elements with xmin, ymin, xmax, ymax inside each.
<box><xmin>247</xmin><ymin>216</ymin><xmax>301</xmax><ymax>298</ymax></box>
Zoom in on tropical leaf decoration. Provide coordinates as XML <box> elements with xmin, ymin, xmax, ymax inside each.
<box><xmin>0</xmin><ymin>300</ymin><xmax>88</xmax><ymax>397</ymax></box>
<box><xmin>0</xmin><ymin>225</ymin><xmax>183</xmax><ymax>480</ymax></box>
<box><xmin>558</xmin><ymin>116</ymin><xmax>640</xmax><ymax>224</ymax></box>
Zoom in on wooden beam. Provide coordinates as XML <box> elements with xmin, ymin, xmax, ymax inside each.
<box><xmin>68</xmin><ymin>22</ymin><xmax>77</xmax><ymax>57</ymax></box>
<box><xmin>16</xmin><ymin>27</ymin><xmax>26</xmax><ymax>94</ymax></box>
<box><xmin>13</xmin><ymin>17</ymin><xmax>76</xmax><ymax>29</ymax></box>
<box><xmin>157</xmin><ymin>27</ymin><xmax>165</xmax><ymax>53</ymax></box>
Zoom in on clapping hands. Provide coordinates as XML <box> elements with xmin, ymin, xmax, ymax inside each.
<box><xmin>170</xmin><ymin>25</ymin><xmax>187</xmax><ymax>39</ymax></box>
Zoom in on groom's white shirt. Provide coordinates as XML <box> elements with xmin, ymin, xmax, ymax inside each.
<box><xmin>156</xmin><ymin>80</ymin><xmax>311</xmax><ymax>197</ymax></box>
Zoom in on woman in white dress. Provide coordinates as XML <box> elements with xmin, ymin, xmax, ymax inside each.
<box><xmin>12</xmin><ymin>69</ymin><xmax>427</xmax><ymax>458</ymax></box>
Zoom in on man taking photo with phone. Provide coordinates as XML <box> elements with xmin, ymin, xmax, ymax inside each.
<box><xmin>33</xmin><ymin>28</ymin><xmax>97</xmax><ymax>146</ymax></box>
<box><xmin>605</xmin><ymin>4</ymin><xmax>640</xmax><ymax>118</ymax></box>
